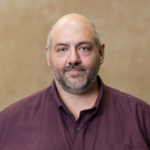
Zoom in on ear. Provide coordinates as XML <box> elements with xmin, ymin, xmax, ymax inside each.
<box><xmin>45</xmin><ymin>46</ymin><xmax>50</xmax><ymax>66</ymax></box>
<box><xmin>99</xmin><ymin>43</ymin><xmax>105</xmax><ymax>65</ymax></box>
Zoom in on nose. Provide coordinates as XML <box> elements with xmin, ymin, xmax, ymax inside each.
<box><xmin>67</xmin><ymin>49</ymin><xmax>81</xmax><ymax>65</ymax></box>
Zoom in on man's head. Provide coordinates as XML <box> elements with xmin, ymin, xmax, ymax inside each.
<box><xmin>46</xmin><ymin>13</ymin><xmax>105</xmax><ymax>94</ymax></box>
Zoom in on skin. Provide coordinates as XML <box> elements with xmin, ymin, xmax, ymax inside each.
<box><xmin>46</xmin><ymin>14</ymin><xmax>105</xmax><ymax>120</ymax></box>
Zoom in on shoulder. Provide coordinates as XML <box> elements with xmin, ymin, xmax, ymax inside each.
<box><xmin>102</xmin><ymin>84</ymin><xmax>150</xmax><ymax>145</ymax></box>
<box><xmin>102</xmin><ymin>84</ymin><xmax>150</xmax><ymax>128</ymax></box>
<box><xmin>0</xmin><ymin>86</ymin><xmax>53</xmax><ymax>139</ymax></box>
<box><xmin>103</xmin><ymin>84</ymin><xmax>150</xmax><ymax>109</ymax></box>
<box><xmin>102</xmin><ymin>84</ymin><xmax>150</xmax><ymax>121</ymax></box>
<box><xmin>1</xmin><ymin>86</ymin><xmax>52</xmax><ymax>115</ymax></box>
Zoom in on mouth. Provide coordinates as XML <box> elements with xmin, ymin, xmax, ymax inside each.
<box><xmin>66</xmin><ymin>69</ymin><xmax>84</xmax><ymax>75</ymax></box>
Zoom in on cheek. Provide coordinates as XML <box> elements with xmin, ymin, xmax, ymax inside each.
<box><xmin>81</xmin><ymin>54</ymin><xmax>100</xmax><ymax>68</ymax></box>
<box><xmin>50</xmin><ymin>57</ymin><xmax>66</xmax><ymax>71</ymax></box>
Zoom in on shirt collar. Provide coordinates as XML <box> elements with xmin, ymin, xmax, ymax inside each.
<box><xmin>92</xmin><ymin>75</ymin><xmax>104</xmax><ymax>109</ymax></box>
<box><xmin>50</xmin><ymin>75</ymin><xmax>104</xmax><ymax>110</ymax></box>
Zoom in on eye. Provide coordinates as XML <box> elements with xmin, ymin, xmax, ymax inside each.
<box><xmin>79</xmin><ymin>47</ymin><xmax>90</xmax><ymax>51</ymax></box>
<box><xmin>57</xmin><ymin>48</ymin><xmax>67</xmax><ymax>52</ymax></box>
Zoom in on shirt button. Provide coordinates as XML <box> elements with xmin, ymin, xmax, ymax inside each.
<box><xmin>76</xmin><ymin>127</ymin><xmax>80</xmax><ymax>132</ymax></box>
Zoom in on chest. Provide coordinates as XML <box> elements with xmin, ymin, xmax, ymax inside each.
<box><xmin>0</xmin><ymin>109</ymin><xmax>149</xmax><ymax>150</ymax></box>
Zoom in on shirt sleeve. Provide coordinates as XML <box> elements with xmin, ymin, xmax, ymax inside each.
<box><xmin>142</xmin><ymin>103</ymin><xmax>150</xmax><ymax>147</ymax></box>
<box><xmin>0</xmin><ymin>111</ymin><xmax>5</xmax><ymax>143</ymax></box>
<box><xmin>0</xmin><ymin>107</ymin><xmax>13</xmax><ymax>144</ymax></box>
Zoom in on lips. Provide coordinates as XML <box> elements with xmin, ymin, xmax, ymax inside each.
<box><xmin>66</xmin><ymin>69</ymin><xmax>83</xmax><ymax>74</ymax></box>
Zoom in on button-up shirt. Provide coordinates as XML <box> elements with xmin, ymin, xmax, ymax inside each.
<box><xmin>0</xmin><ymin>76</ymin><xmax>150</xmax><ymax>150</ymax></box>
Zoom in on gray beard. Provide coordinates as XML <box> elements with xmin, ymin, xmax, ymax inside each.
<box><xmin>50</xmin><ymin>57</ymin><xmax>100</xmax><ymax>94</ymax></box>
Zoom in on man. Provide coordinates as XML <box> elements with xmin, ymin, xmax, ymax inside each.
<box><xmin>0</xmin><ymin>14</ymin><xmax>150</xmax><ymax>150</ymax></box>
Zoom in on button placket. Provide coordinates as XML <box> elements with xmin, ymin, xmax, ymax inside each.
<box><xmin>73</xmin><ymin>125</ymin><xmax>83</xmax><ymax>150</ymax></box>
<box><xmin>72</xmin><ymin>119</ymin><xmax>84</xmax><ymax>150</ymax></box>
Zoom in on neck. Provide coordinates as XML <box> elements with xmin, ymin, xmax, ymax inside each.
<box><xmin>55</xmin><ymin>78</ymin><xmax>100</xmax><ymax>120</ymax></box>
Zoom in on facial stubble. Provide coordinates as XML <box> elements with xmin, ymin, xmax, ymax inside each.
<box><xmin>50</xmin><ymin>56</ymin><xmax>100</xmax><ymax>94</ymax></box>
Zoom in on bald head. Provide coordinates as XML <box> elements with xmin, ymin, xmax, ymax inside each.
<box><xmin>51</xmin><ymin>14</ymin><xmax>93</xmax><ymax>35</ymax></box>
<box><xmin>47</xmin><ymin>13</ymin><xmax>101</xmax><ymax>50</ymax></box>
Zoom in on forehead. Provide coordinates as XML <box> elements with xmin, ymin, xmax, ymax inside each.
<box><xmin>50</xmin><ymin>21</ymin><xmax>95</xmax><ymax>45</ymax></box>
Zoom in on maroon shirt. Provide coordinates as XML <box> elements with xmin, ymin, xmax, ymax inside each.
<box><xmin>0</xmin><ymin>76</ymin><xmax>150</xmax><ymax>150</ymax></box>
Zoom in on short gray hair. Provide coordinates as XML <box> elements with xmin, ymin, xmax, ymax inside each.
<box><xmin>47</xmin><ymin>23</ymin><xmax>101</xmax><ymax>50</ymax></box>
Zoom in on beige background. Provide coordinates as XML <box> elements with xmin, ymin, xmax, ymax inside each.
<box><xmin>0</xmin><ymin>0</ymin><xmax>150</xmax><ymax>111</ymax></box>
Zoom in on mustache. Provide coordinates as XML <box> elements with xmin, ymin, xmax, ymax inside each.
<box><xmin>63</xmin><ymin>64</ymin><xmax>87</xmax><ymax>72</ymax></box>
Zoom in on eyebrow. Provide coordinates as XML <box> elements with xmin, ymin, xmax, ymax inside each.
<box><xmin>55</xmin><ymin>41</ymin><xmax>92</xmax><ymax>48</ymax></box>
<box><xmin>55</xmin><ymin>43</ymin><xmax>69</xmax><ymax>48</ymax></box>
<box><xmin>76</xmin><ymin>41</ymin><xmax>92</xmax><ymax>47</ymax></box>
